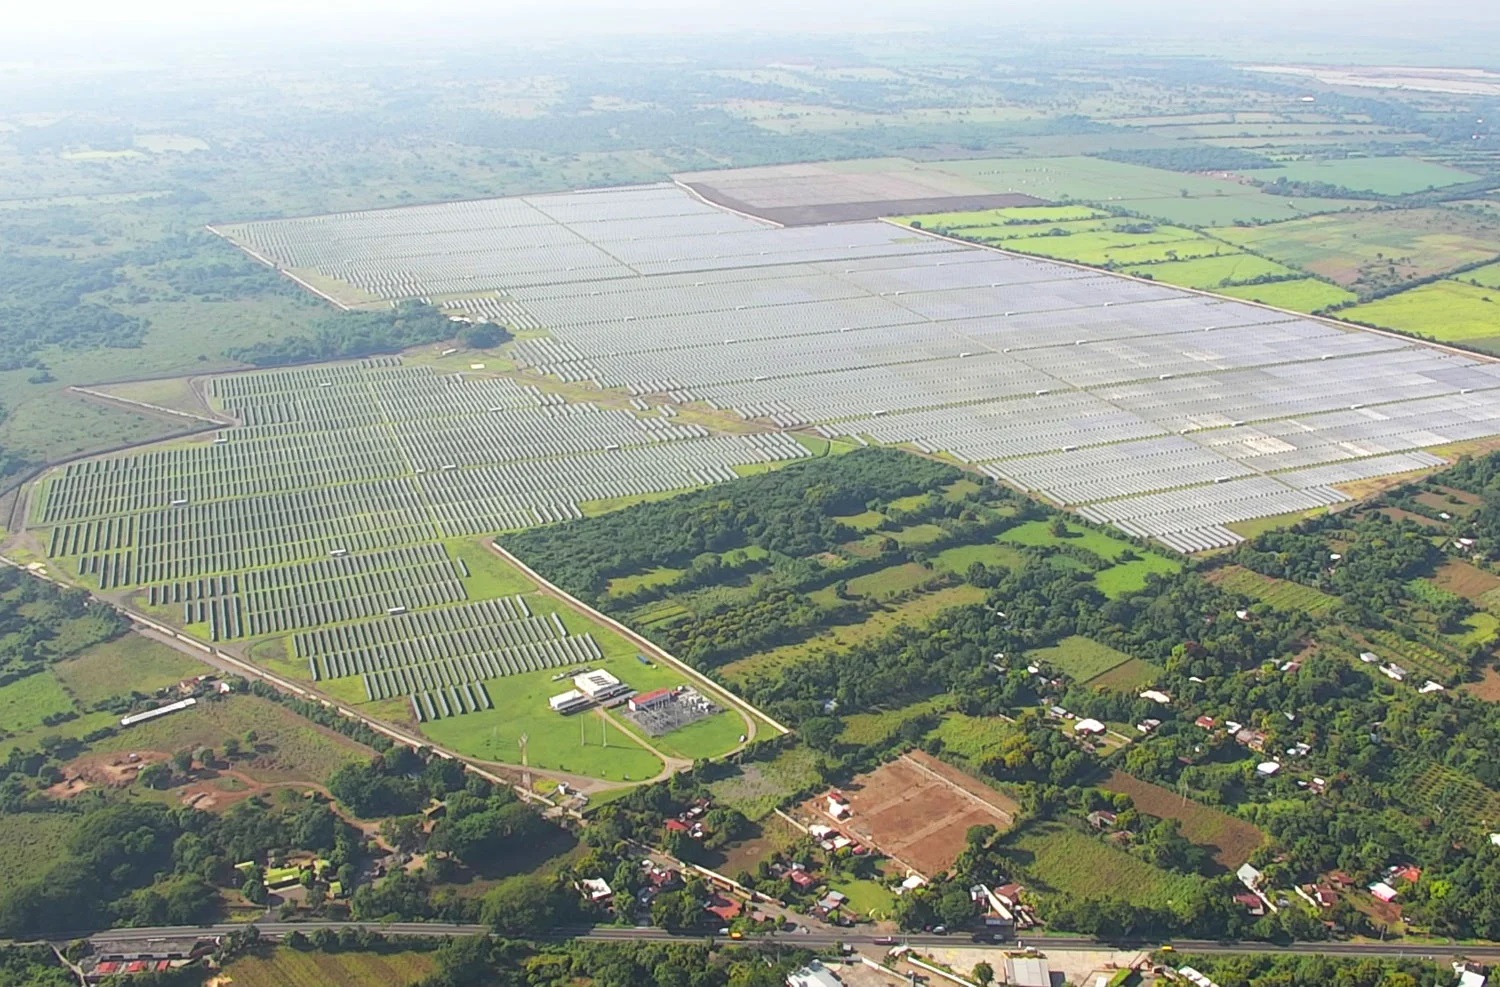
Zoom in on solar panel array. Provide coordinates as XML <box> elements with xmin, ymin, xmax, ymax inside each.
<box><xmin>36</xmin><ymin>359</ymin><xmax>810</xmax><ymax>716</ymax></box>
<box><xmin>218</xmin><ymin>183</ymin><xmax>1500</xmax><ymax>551</ymax></box>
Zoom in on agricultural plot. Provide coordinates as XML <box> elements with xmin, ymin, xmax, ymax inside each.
<box><xmin>1211</xmin><ymin>565</ymin><xmax>1339</xmax><ymax>615</ymax></box>
<box><xmin>1028</xmin><ymin>636</ymin><xmax>1136</xmax><ymax>684</ymax></box>
<box><xmin>1238</xmin><ymin>157</ymin><xmax>1479</xmax><ymax>196</ymax></box>
<box><xmin>214</xmin><ymin>183</ymin><xmax>1500</xmax><ymax>553</ymax></box>
<box><xmin>1122</xmin><ymin>254</ymin><xmax>1300</xmax><ymax>288</ymax></box>
<box><xmin>52</xmin><ymin>634</ymin><xmax>203</xmax><ymax>707</ymax></box>
<box><xmin>802</xmin><ymin>752</ymin><xmax>1019</xmax><ymax>878</ymax></box>
<box><xmin>1217</xmin><ymin>208</ymin><xmax>1500</xmax><ymax>294</ymax></box>
<box><xmin>1004</xmin><ymin>820</ymin><xmax>1201</xmax><ymax>909</ymax></box>
<box><xmin>217</xmin><ymin>948</ymin><xmax>437</xmax><ymax>987</ymax></box>
<box><xmin>1102</xmin><ymin>770</ymin><xmax>1265</xmax><ymax>869</ymax></box>
<box><xmin>1215</xmin><ymin>278</ymin><xmax>1357</xmax><ymax>313</ymax></box>
<box><xmin>1343</xmin><ymin>281</ymin><xmax>1500</xmax><ymax>353</ymax></box>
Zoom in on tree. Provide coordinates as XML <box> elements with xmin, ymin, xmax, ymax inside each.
<box><xmin>222</xmin><ymin>737</ymin><xmax>242</xmax><ymax>759</ymax></box>
<box><xmin>972</xmin><ymin>961</ymin><xmax>994</xmax><ymax>986</ymax></box>
<box><xmin>138</xmin><ymin>762</ymin><xmax>172</xmax><ymax>789</ymax></box>
<box><xmin>171</xmin><ymin>750</ymin><xmax>195</xmax><ymax>774</ymax></box>
<box><xmin>480</xmin><ymin>874</ymin><xmax>560</xmax><ymax>936</ymax></box>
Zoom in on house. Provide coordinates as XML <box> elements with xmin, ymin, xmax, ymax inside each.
<box><xmin>1390</xmin><ymin>864</ymin><xmax>1422</xmax><ymax>885</ymax></box>
<box><xmin>1420</xmin><ymin>680</ymin><xmax>1446</xmax><ymax>694</ymax></box>
<box><xmin>898</xmin><ymin>874</ymin><xmax>927</xmax><ymax>894</ymax></box>
<box><xmin>1073</xmin><ymin>718</ymin><xmax>1106</xmax><ymax>736</ymax></box>
<box><xmin>1234</xmin><ymin>891</ymin><xmax>1266</xmax><ymax>917</ymax></box>
<box><xmin>995</xmin><ymin>883</ymin><xmax>1024</xmax><ymax>907</ymax></box>
<box><xmin>1359</xmin><ymin>652</ymin><xmax>1380</xmax><ymax>664</ymax></box>
<box><xmin>1237</xmin><ymin>863</ymin><xmax>1264</xmax><ymax>889</ymax></box>
<box><xmin>704</xmin><ymin>894</ymin><xmax>743</xmax><ymax>923</ymax></box>
<box><xmin>1234</xmin><ymin>727</ymin><xmax>1268</xmax><ymax>752</ymax></box>
<box><xmin>579</xmin><ymin>878</ymin><xmax>613</xmax><ymax>903</ymax></box>
<box><xmin>1194</xmin><ymin>715</ymin><xmax>1217</xmax><ymax>730</ymax></box>
<box><xmin>1380</xmin><ymin>663</ymin><xmax>1408</xmax><ymax>682</ymax></box>
<box><xmin>818</xmin><ymin>891</ymin><xmax>848</xmax><ymax>913</ymax></box>
<box><xmin>825</xmin><ymin>791</ymin><xmax>851</xmax><ymax>820</ymax></box>
<box><xmin>1454</xmin><ymin>962</ymin><xmax>1488</xmax><ymax>987</ymax></box>
<box><xmin>1490</xmin><ymin>833</ymin><xmax>1500</xmax><ymax>847</ymax></box>
<box><xmin>1255</xmin><ymin>761</ymin><xmax>1281</xmax><ymax>778</ymax></box>
<box><xmin>787</xmin><ymin>960</ymin><xmax>844</xmax><ymax>987</ymax></box>
<box><xmin>970</xmin><ymin>884</ymin><xmax>1015</xmax><ymax>926</ymax></box>
<box><xmin>1087</xmin><ymin>810</ymin><xmax>1118</xmax><ymax>830</ymax></box>
<box><xmin>1139</xmin><ymin>689</ymin><xmax>1171</xmax><ymax>705</ymax></box>
<box><xmin>665</xmin><ymin>818</ymin><xmax>691</xmax><ymax>834</ymax></box>
<box><xmin>1369</xmin><ymin>881</ymin><xmax>1400</xmax><ymax>903</ymax></box>
<box><xmin>789</xmin><ymin>868</ymin><xmax>819</xmax><ymax>891</ymax></box>
<box><xmin>629</xmin><ymin>687</ymin><xmax>675</xmax><ymax>712</ymax></box>
<box><xmin>1137</xmin><ymin>718</ymin><xmax>1162</xmax><ymax>734</ymax></box>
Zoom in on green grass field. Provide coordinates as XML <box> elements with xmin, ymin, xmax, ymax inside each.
<box><xmin>1125</xmin><ymin>253</ymin><xmax>1300</xmax><ymax>288</ymax></box>
<box><xmin>1341</xmin><ymin>280</ymin><xmax>1500</xmax><ymax>350</ymax></box>
<box><xmin>1028</xmin><ymin>636</ymin><xmax>1135</xmax><ymax>683</ymax></box>
<box><xmin>1095</xmin><ymin>554</ymin><xmax>1181</xmax><ymax>598</ymax></box>
<box><xmin>839</xmin><ymin>696</ymin><xmax>951</xmax><ymax>747</ymax></box>
<box><xmin>999</xmin><ymin>519</ymin><xmax>1136</xmax><ymax>560</ymax></box>
<box><xmin>928</xmin><ymin>713</ymin><xmax>1018</xmax><ymax>764</ymax></box>
<box><xmin>1464</xmin><ymin>261</ymin><xmax>1500</xmax><ymax>289</ymax></box>
<box><xmin>1215</xmin><ymin>277</ymin><xmax>1358</xmax><ymax>312</ymax></box>
<box><xmin>0</xmin><ymin>671</ymin><xmax>76</xmax><ymax>735</ymax></box>
<box><xmin>606</xmin><ymin>566</ymin><xmax>685</xmax><ymax>598</ymax></box>
<box><xmin>827</xmin><ymin>876</ymin><xmax>898</xmax><ymax>919</ymax></box>
<box><xmin>52</xmin><ymin>633</ymin><xmax>204</xmax><ymax>707</ymax></box>
<box><xmin>0</xmin><ymin>813</ymin><xmax>77</xmax><ymax>886</ymax></box>
<box><xmin>1087</xmin><ymin>658</ymin><xmax>1160</xmax><ymax>692</ymax></box>
<box><xmin>1240</xmin><ymin>157</ymin><xmax>1478</xmax><ymax>196</ymax></box>
<box><xmin>931</xmin><ymin>540</ymin><xmax>1028</xmax><ymax>576</ymax></box>
<box><xmin>218</xmin><ymin>947</ymin><xmax>438</xmax><ymax>987</ymax></box>
<box><xmin>1006</xmin><ymin>820</ymin><xmax>1201</xmax><ymax>910</ymax></box>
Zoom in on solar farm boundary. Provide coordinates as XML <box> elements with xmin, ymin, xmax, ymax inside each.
<box><xmin>489</xmin><ymin>541</ymin><xmax>792</xmax><ymax>739</ymax></box>
<box><xmin>204</xmin><ymin>223</ymin><xmax>357</xmax><ymax>312</ymax></box>
<box><xmin>670</xmin><ymin>178</ymin><xmax>786</xmax><ymax>230</ymax></box>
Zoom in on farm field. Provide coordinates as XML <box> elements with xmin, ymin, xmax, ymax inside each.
<box><xmin>1216</xmin><ymin>208</ymin><xmax>1500</xmax><ymax>293</ymax></box>
<box><xmin>708</xmin><ymin>744</ymin><xmax>823</xmax><ymax>821</ymax></box>
<box><xmin>1239</xmin><ymin>157</ymin><xmax>1478</xmax><ymax>195</ymax></box>
<box><xmin>1086</xmin><ymin>658</ymin><xmax>1160</xmax><ymax>692</ymax></box>
<box><xmin>1210</xmin><ymin>565</ymin><xmax>1340</xmax><ymax>615</ymax></box>
<box><xmin>1094</xmin><ymin>553</ymin><xmax>1181</xmax><ymax>598</ymax></box>
<box><xmin>999</xmin><ymin>520</ymin><xmax>1137</xmax><ymax>560</ymax></box>
<box><xmin>1432</xmin><ymin>559</ymin><xmax>1500</xmax><ymax>601</ymax></box>
<box><xmin>87</xmin><ymin>694</ymin><xmax>372</xmax><ymax>785</ymax></box>
<box><xmin>1102</xmin><ymin>769</ymin><xmax>1265</xmax><ymax>870</ymax></box>
<box><xmin>718</xmin><ymin>583</ymin><xmax>986</xmax><ymax>686</ymax></box>
<box><xmin>800</xmin><ymin>752</ymin><xmax>1018</xmax><ymax>878</ymax></box>
<box><xmin>927</xmin><ymin>712</ymin><xmax>1018</xmax><ymax>765</ymax></box>
<box><xmin>0</xmin><ymin>671</ymin><xmax>76</xmax><ymax>736</ymax></box>
<box><xmin>1122</xmin><ymin>254</ymin><xmax>1300</xmax><ymax>288</ymax></box>
<box><xmin>1028</xmin><ymin>636</ymin><xmax>1137</xmax><ymax>684</ymax></box>
<box><xmin>0</xmin><ymin>813</ymin><xmax>75</xmax><ymax>886</ymax></box>
<box><xmin>51</xmin><ymin>633</ymin><xmax>203</xmax><ymax>707</ymax></box>
<box><xmin>931</xmin><ymin>540</ymin><xmax>1028</xmax><ymax>576</ymax></box>
<box><xmin>1341</xmin><ymin>280</ymin><xmax>1500</xmax><ymax>352</ymax></box>
<box><xmin>1464</xmin><ymin>261</ymin><xmax>1500</xmax><ymax>289</ymax></box>
<box><xmin>1004</xmin><ymin>820</ymin><xmax>1201</xmax><ymax>909</ymax></box>
<box><xmin>217</xmin><ymin>948</ymin><xmax>438</xmax><ymax>987</ymax></box>
<box><xmin>1214</xmin><ymin>277</ymin><xmax>1357</xmax><ymax>312</ymax></box>
<box><xmin>838</xmin><ymin>696</ymin><xmax>951</xmax><ymax>748</ymax></box>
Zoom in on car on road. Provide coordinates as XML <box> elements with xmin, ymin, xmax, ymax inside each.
<box><xmin>932</xmin><ymin>925</ymin><xmax>947</xmax><ymax>935</ymax></box>
<box><xmin>730</xmin><ymin>930</ymin><xmax>744</xmax><ymax>940</ymax></box>
<box><xmin>874</xmin><ymin>936</ymin><xmax>896</xmax><ymax>945</ymax></box>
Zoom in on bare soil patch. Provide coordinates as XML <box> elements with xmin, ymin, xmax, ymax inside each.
<box><xmin>1464</xmin><ymin>667</ymin><xmax>1500</xmax><ymax>702</ymax></box>
<box><xmin>799</xmin><ymin>751</ymin><xmax>1018</xmax><ymax>877</ymax></box>
<box><xmin>1433</xmin><ymin>560</ymin><xmax>1500</xmax><ymax>601</ymax></box>
<box><xmin>1102</xmin><ymin>769</ymin><xmax>1265</xmax><ymax>870</ymax></box>
<box><xmin>684</xmin><ymin>183</ymin><xmax>1044</xmax><ymax>226</ymax></box>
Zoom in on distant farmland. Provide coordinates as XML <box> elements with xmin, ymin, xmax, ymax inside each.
<box><xmin>1103</xmin><ymin>769</ymin><xmax>1266</xmax><ymax>870</ymax></box>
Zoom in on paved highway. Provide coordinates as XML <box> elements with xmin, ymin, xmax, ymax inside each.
<box><xmin>44</xmin><ymin>921</ymin><xmax>1500</xmax><ymax>962</ymax></box>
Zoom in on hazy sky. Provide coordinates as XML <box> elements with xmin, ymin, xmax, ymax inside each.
<box><xmin>7</xmin><ymin>0</ymin><xmax>1498</xmax><ymax>52</ymax></box>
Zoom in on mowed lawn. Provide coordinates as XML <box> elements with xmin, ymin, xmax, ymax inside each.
<box><xmin>218</xmin><ymin>948</ymin><xmax>437</xmax><ymax>987</ymax></box>
<box><xmin>1005</xmin><ymin>820</ymin><xmax>1201</xmax><ymax>909</ymax></box>
<box><xmin>1342</xmin><ymin>280</ymin><xmax>1500</xmax><ymax>350</ymax></box>
<box><xmin>53</xmin><ymin>633</ymin><xmax>204</xmax><ymax>707</ymax></box>
<box><xmin>1103</xmin><ymin>770</ymin><xmax>1265</xmax><ymax>869</ymax></box>
<box><xmin>1216</xmin><ymin>277</ymin><xmax>1357</xmax><ymax>313</ymax></box>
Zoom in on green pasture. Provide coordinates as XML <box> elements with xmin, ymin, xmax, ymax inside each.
<box><xmin>1087</xmin><ymin>658</ymin><xmax>1160</xmax><ymax>692</ymax></box>
<box><xmin>606</xmin><ymin>566</ymin><xmax>685</xmax><ymax>598</ymax></box>
<box><xmin>1342</xmin><ymin>280</ymin><xmax>1500</xmax><ymax>348</ymax></box>
<box><xmin>1028</xmin><ymin>636</ymin><xmax>1135</xmax><ymax>683</ymax></box>
<box><xmin>1005</xmin><ymin>820</ymin><xmax>1201</xmax><ymax>910</ymax></box>
<box><xmin>0</xmin><ymin>672</ymin><xmax>76</xmax><ymax>735</ymax></box>
<box><xmin>1094</xmin><ymin>554</ymin><xmax>1182</xmax><ymax>598</ymax></box>
<box><xmin>932</xmin><ymin>540</ymin><xmax>1028</xmax><ymax>576</ymax></box>
<box><xmin>1125</xmin><ymin>253</ymin><xmax>1300</xmax><ymax>288</ymax></box>
<box><xmin>0</xmin><ymin>813</ymin><xmax>77</xmax><ymax>886</ymax></box>
<box><xmin>839</xmin><ymin>696</ymin><xmax>951</xmax><ymax>748</ymax></box>
<box><xmin>928</xmin><ymin>712</ymin><xmax>1018</xmax><ymax>764</ymax></box>
<box><xmin>1216</xmin><ymin>278</ymin><xmax>1357</xmax><ymax>312</ymax></box>
<box><xmin>1463</xmin><ymin>261</ymin><xmax>1500</xmax><ymax>289</ymax></box>
<box><xmin>999</xmin><ymin>519</ymin><xmax>1136</xmax><ymax>560</ymax></box>
<box><xmin>1240</xmin><ymin>157</ymin><xmax>1478</xmax><ymax>196</ymax></box>
<box><xmin>1105</xmin><ymin>194</ymin><xmax>1362</xmax><ymax>228</ymax></box>
<box><xmin>53</xmin><ymin>633</ymin><xmax>204</xmax><ymax>707</ymax></box>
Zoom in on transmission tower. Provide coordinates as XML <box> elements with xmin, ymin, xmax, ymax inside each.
<box><xmin>519</xmin><ymin>732</ymin><xmax>530</xmax><ymax>793</ymax></box>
